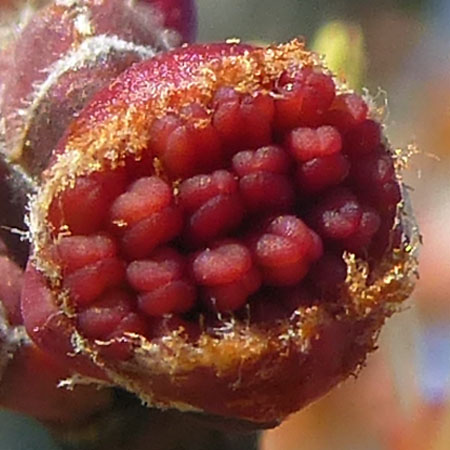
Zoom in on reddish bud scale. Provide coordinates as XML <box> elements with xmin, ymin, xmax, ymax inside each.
<box><xmin>22</xmin><ymin>41</ymin><xmax>417</xmax><ymax>426</ymax></box>
<box><xmin>0</xmin><ymin>238</ymin><xmax>113</xmax><ymax>424</ymax></box>
<box><xmin>0</xmin><ymin>0</ymin><xmax>197</xmax><ymax>177</ymax></box>
<box><xmin>0</xmin><ymin>343</ymin><xmax>113</xmax><ymax>424</ymax></box>
<box><xmin>1</xmin><ymin>145</ymin><xmax>110</xmax><ymax>421</ymax></box>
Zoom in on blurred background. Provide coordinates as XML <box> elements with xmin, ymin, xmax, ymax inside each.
<box><xmin>2</xmin><ymin>0</ymin><xmax>450</xmax><ymax>449</ymax></box>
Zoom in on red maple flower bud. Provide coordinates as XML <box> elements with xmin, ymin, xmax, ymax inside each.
<box><xmin>21</xmin><ymin>40</ymin><xmax>418</xmax><ymax>426</ymax></box>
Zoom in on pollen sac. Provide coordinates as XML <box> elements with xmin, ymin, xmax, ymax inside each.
<box><xmin>233</xmin><ymin>146</ymin><xmax>295</xmax><ymax>215</ymax></box>
<box><xmin>192</xmin><ymin>241</ymin><xmax>261</xmax><ymax>312</ymax></box>
<box><xmin>178</xmin><ymin>170</ymin><xmax>244</xmax><ymax>246</ymax></box>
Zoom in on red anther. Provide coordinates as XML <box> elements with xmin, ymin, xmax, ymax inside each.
<box><xmin>178</xmin><ymin>170</ymin><xmax>238</xmax><ymax>212</ymax></box>
<box><xmin>350</xmin><ymin>147</ymin><xmax>401</xmax><ymax>211</ymax></box>
<box><xmin>193</xmin><ymin>242</ymin><xmax>260</xmax><ymax>312</ymax></box>
<box><xmin>110</xmin><ymin>176</ymin><xmax>181</xmax><ymax>257</ymax></box>
<box><xmin>127</xmin><ymin>247</ymin><xmax>196</xmax><ymax>317</ymax></box>
<box><xmin>110</xmin><ymin>176</ymin><xmax>172</xmax><ymax>227</ymax></box>
<box><xmin>188</xmin><ymin>193</ymin><xmax>244</xmax><ymax>246</ymax></box>
<box><xmin>124</xmin><ymin>149</ymin><xmax>155</xmax><ymax>180</ymax></box>
<box><xmin>179</xmin><ymin>102</ymin><xmax>224</xmax><ymax>172</ymax></box>
<box><xmin>273</xmin><ymin>83</ymin><xmax>305</xmax><ymax>131</ymax></box>
<box><xmin>343</xmin><ymin>206</ymin><xmax>381</xmax><ymax>253</ymax></box>
<box><xmin>138</xmin><ymin>280</ymin><xmax>196</xmax><ymax>316</ymax></box>
<box><xmin>232</xmin><ymin>145</ymin><xmax>291</xmax><ymax>176</ymax></box>
<box><xmin>253</xmin><ymin>215</ymin><xmax>322</xmax><ymax>286</ymax></box>
<box><xmin>261</xmin><ymin>257</ymin><xmax>310</xmax><ymax>286</ymax></box>
<box><xmin>21</xmin><ymin>263</ymin><xmax>108</xmax><ymax>379</ymax></box>
<box><xmin>323</xmin><ymin>93</ymin><xmax>369</xmax><ymax>132</ymax></box>
<box><xmin>53</xmin><ymin>234</ymin><xmax>117</xmax><ymax>274</ymax></box>
<box><xmin>274</xmin><ymin>68</ymin><xmax>335</xmax><ymax>129</ymax></box>
<box><xmin>212</xmin><ymin>94</ymin><xmax>243</xmax><ymax>150</ymax></box>
<box><xmin>121</xmin><ymin>205</ymin><xmax>183</xmax><ymax>259</ymax></box>
<box><xmin>267</xmin><ymin>215</ymin><xmax>321</xmax><ymax>256</ymax></box>
<box><xmin>286</xmin><ymin>126</ymin><xmax>342</xmax><ymax>162</ymax></box>
<box><xmin>179</xmin><ymin>171</ymin><xmax>244</xmax><ymax>245</ymax></box>
<box><xmin>77</xmin><ymin>289</ymin><xmax>133</xmax><ymax>339</ymax></box>
<box><xmin>48</xmin><ymin>169</ymin><xmax>128</xmax><ymax>235</ymax></box>
<box><xmin>297</xmin><ymin>153</ymin><xmax>350</xmax><ymax>193</ymax></box>
<box><xmin>239</xmin><ymin>171</ymin><xmax>295</xmax><ymax>214</ymax></box>
<box><xmin>159</xmin><ymin>123</ymin><xmax>199</xmax><ymax>177</ymax></box>
<box><xmin>232</xmin><ymin>146</ymin><xmax>294</xmax><ymax>214</ymax></box>
<box><xmin>239</xmin><ymin>93</ymin><xmax>275</xmax><ymax>148</ymax></box>
<box><xmin>298</xmin><ymin>70</ymin><xmax>336</xmax><ymax>121</ymax></box>
<box><xmin>309</xmin><ymin>188</ymin><xmax>362</xmax><ymax>240</ymax></box>
<box><xmin>149</xmin><ymin>115</ymin><xmax>183</xmax><ymax>158</ymax></box>
<box><xmin>158</xmin><ymin>117</ymin><xmax>224</xmax><ymax>177</ymax></box>
<box><xmin>308</xmin><ymin>229</ymin><xmax>325</xmax><ymax>261</ymax></box>
<box><xmin>255</xmin><ymin>234</ymin><xmax>304</xmax><ymax>267</ymax></box>
<box><xmin>180</xmin><ymin>102</ymin><xmax>209</xmax><ymax>120</ymax></box>
<box><xmin>203</xmin><ymin>266</ymin><xmax>261</xmax><ymax>312</ymax></box>
<box><xmin>192</xmin><ymin>242</ymin><xmax>252</xmax><ymax>286</ymax></box>
<box><xmin>211</xmin><ymin>86</ymin><xmax>241</xmax><ymax>106</ymax></box>
<box><xmin>127</xmin><ymin>247</ymin><xmax>186</xmax><ymax>292</ymax></box>
<box><xmin>344</xmin><ymin>119</ymin><xmax>382</xmax><ymax>156</ymax></box>
<box><xmin>212</xmin><ymin>90</ymin><xmax>274</xmax><ymax>153</ymax></box>
<box><xmin>63</xmin><ymin>257</ymin><xmax>126</xmax><ymax>307</ymax></box>
<box><xmin>192</xmin><ymin>122</ymin><xmax>224</xmax><ymax>172</ymax></box>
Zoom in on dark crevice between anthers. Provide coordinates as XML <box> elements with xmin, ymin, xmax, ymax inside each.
<box><xmin>0</xmin><ymin>155</ymin><xmax>35</xmax><ymax>266</ymax></box>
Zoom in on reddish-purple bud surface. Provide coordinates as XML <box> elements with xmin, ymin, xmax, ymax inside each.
<box><xmin>20</xmin><ymin>40</ymin><xmax>417</xmax><ymax>426</ymax></box>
